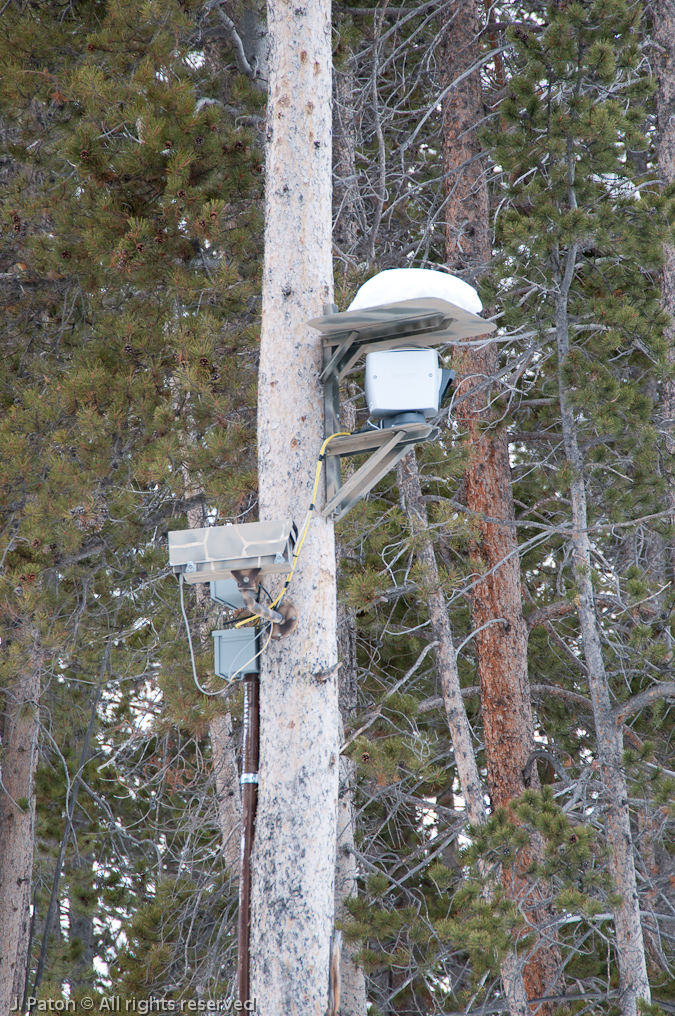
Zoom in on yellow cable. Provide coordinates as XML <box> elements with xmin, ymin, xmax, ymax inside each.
<box><xmin>233</xmin><ymin>614</ymin><xmax>259</xmax><ymax>628</ymax></box>
<box><xmin>234</xmin><ymin>431</ymin><xmax>351</xmax><ymax>625</ymax></box>
<box><xmin>269</xmin><ymin>430</ymin><xmax>351</xmax><ymax>606</ymax></box>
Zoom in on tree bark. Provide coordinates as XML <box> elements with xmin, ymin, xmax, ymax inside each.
<box><xmin>555</xmin><ymin>284</ymin><xmax>651</xmax><ymax>1016</ymax></box>
<box><xmin>249</xmin><ymin>1</ymin><xmax>339</xmax><ymax>1013</ymax></box>
<box><xmin>397</xmin><ymin>450</ymin><xmax>531</xmax><ymax>1016</ymax></box>
<box><xmin>442</xmin><ymin>0</ymin><xmax>533</xmax><ymax>822</ymax></box>
<box><xmin>440</xmin><ymin>0</ymin><xmax>490</xmax><ymax>283</ymax></box>
<box><xmin>0</xmin><ymin>639</ymin><xmax>41</xmax><ymax>1014</ymax></box>
<box><xmin>441</xmin><ymin>1</ymin><xmax>560</xmax><ymax>1007</ymax></box>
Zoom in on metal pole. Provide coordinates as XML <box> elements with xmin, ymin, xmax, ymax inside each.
<box><xmin>237</xmin><ymin>672</ymin><xmax>259</xmax><ymax>1004</ymax></box>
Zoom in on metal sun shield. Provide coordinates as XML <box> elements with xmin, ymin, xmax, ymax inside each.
<box><xmin>168</xmin><ymin>519</ymin><xmax>297</xmax><ymax>584</ymax></box>
<box><xmin>309</xmin><ymin>296</ymin><xmax>496</xmax><ymax>384</ymax></box>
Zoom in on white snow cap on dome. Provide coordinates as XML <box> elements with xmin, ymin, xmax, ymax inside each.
<box><xmin>347</xmin><ymin>268</ymin><xmax>483</xmax><ymax>315</ymax></box>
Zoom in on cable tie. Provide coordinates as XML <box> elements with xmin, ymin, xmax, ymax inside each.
<box><xmin>241</xmin><ymin>773</ymin><xmax>259</xmax><ymax>785</ymax></box>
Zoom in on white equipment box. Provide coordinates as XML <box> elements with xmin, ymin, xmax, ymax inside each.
<box><xmin>365</xmin><ymin>347</ymin><xmax>442</xmax><ymax>419</ymax></box>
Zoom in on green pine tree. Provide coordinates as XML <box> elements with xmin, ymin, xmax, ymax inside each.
<box><xmin>0</xmin><ymin>0</ymin><xmax>263</xmax><ymax>998</ymax></box>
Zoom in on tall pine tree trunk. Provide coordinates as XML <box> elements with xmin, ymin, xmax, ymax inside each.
<box><xmin>0</xmin><ymin>638</ymin><xmax>41</xmax><ymax>1013</ymax></box>
<box><xmin>554</xmin><ymin>282</ymin><xmax>650</xmax><ymax>1016</ymax></box>
<box><xmin>441</xmin><ymin>0</ymin><xmax>490</xmax><ymax>282</ymax></box>
<box><xmin>441</xmin><ymin>0</ymin><xmax>559</xmax><ymax>1007</ymax></box>
<box><xmin>655</xmin><ymin>0</ymin><xmax>675</xmax><ymax>531</ymax></box>
<box><xmin>441</xmin><ymin>0</ymin><xmax>532</xmax><ymax>826</ymax></box>
<box><xmin>397</xmin><ymin>450</ymin><xmax>531</xmax><ymax>1016</ymax></box>
<box><xmin>249</xmin><ymin>1</ymin><xmax>339</xmax><ymax>1012</ymax></box>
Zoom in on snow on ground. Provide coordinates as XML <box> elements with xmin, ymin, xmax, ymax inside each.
<box><xmin>348</xmin><ymin>267</ymin><xmax>483</xmax><ymax>315</ymax></box>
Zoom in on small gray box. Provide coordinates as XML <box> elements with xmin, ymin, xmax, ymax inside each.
<box><xmin>210</xmin><ymin>579</ymin><xmax>247</xmax><ymax>608</ymax></box>
<box><xmin>212</xmin><ymin>627</ymin><xmax>260</xmax><ymax>680</ymax></box>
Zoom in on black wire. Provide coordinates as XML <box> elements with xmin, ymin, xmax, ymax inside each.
<box><xmin>219</xmin><ymin>613</ymin><xmax>256</xmax><ymax>628</ymax></box>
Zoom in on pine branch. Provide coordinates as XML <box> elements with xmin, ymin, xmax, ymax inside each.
<box><xmin>313</xmin><ymin>661</ymin><xmax>342</xmax><ymax>684</ymax></box>
<box><xmin>418</xmin><ymin>682</ymin><xmax>592</xmax><ymax>715</ymax></box>
<box><xmin>341</xmin><ymin>641</ymin><xmax>439</xmax><ymax>751</ymax></box>
<box><xmin>522</xmin><ymin>748</ymin><xmax>572</xmax><ymax>787</ymax></box>
<box><xmin>204</xmin><ymin>1</ymin><xmax>256</xmax><ymax>78</ymax></box>
<box><xmin>611</xmin><ymin>683</ymin><xmax>675</xmax><ymax>725</ymax></box>
<box><xmin>525</xmin><ymin>601</ymin><xmax>576</xmax><ymax>630</ymax></box>
<box><xmin>544</xmin><ymin>620</ymin><xmax>589</xmax><ymax>675</ymax></box>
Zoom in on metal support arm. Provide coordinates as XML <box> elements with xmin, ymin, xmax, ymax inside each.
<box><xmin>231</xmin><ymin>568</ymin><xmax>284</xmax><ymax>623</ymax></box>
<box><xmin>320</xmin><ymin>422</ymin><xmax>439</xmax><ymax>522</ymax></box>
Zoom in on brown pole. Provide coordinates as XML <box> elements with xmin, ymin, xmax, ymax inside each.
<box><xmin>236</xmin><ymin>671</ymin><xmax>259</xmax><ymax>1004</ymax></box>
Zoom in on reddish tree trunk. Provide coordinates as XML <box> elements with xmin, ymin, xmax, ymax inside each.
<box><xmin>456</xmin><ymin>388</ymin><xmax>533</xmax><ymax>809</ymax></box>
<box><xmin>441</xmin><ymin>0</ymin><xmax>490</xmax><ymax>280</ymax></box>
<box><xmin>398</xmin><ymin>450</ymin><xmax>531</xmax><ymax>1016</ymax></box>
<box><xmin>441</xmin><ymin>1</ymin><xmax>559</xmax><ymax>1006</ymax></box>
<box><xmin>656</xmin><ymin>0</ymin><xmax>675</xmax><ymax>530</ymax></box>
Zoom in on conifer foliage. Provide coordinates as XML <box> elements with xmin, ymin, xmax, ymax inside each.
<box><xmin>330</xmin><ymin>1</ymin><xmax>675</xmax><ymax>1013</ymax></box>
<box><xmin>1</xmin><ymin>0</ymin><xmax>675</xmax><ymax>1013</ymax></box>
<box><xmin>485</xmin><ymin>3</ymin><xmax>675</xmax><ymax>1010</ymax></box>
<box><xmin>0</xmin><ymin>0</ymin><xmax>262</xmax><ymax>1006</ymax></box>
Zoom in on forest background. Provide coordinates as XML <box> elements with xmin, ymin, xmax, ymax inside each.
<box><xmin>1</xmin><ymin>0</ymin><xmax>675</xmax><ymax>1015</ymax></box>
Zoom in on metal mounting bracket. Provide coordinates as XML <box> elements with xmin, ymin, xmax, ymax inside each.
<box><xmin>230</xmin><ymin>568</ymin><xmax>298</xmax><ymax>635</ymax></box>
<box><xmin>311</xmin><ymin>297</ymin><xmax>495</xmax><ymax>520</ymax></box>
<box><xmin>320</xmin><ymin>422</ymin><xmax>439</xmax><ymax>522</ymax></box>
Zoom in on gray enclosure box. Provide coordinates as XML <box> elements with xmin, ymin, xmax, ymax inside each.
<box><xmin>210</xmin><ymin>579</ymin><xmax>247</xmax><ymax>608</ymax></box>
<box><xmin>212</xmin><ymin>627</ymin><xmax>260</xmax><ymax>680</ymax></box>
<box><xmin>168</xmin><ymin>520</ymin><xmax>296</xmax><ymax>584</ymax></box>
